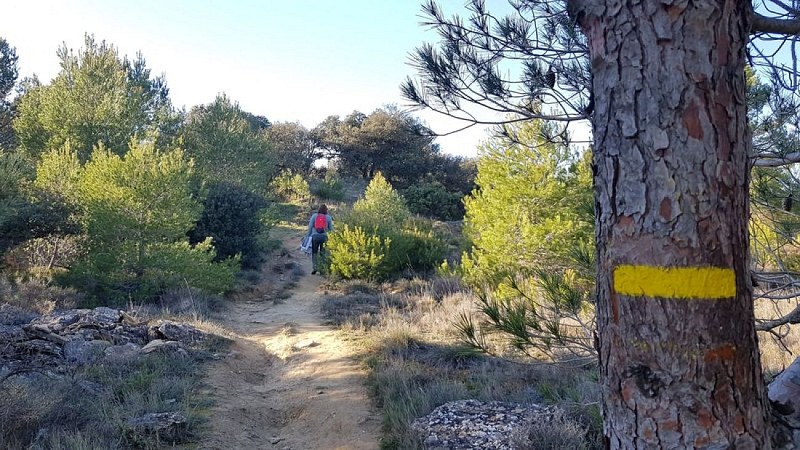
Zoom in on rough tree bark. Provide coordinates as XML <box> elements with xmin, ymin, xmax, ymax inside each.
<box><xmin>569</xmin><ymin>0</ymin><xmax>771</xmax><ymax>448</ymax></box>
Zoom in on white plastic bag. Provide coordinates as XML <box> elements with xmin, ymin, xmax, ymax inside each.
<box><xmin>300</xmin><ymin>235</ymin><xmax>312</xmax><ymax>255</ymax></box>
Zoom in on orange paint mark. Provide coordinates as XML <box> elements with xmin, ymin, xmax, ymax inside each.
<box><xmin>659</xmin><ymin>197</ymin><xmax>672</xmax><ymax>221</ymax></box>
<box><xmin>694</xmin><ymin>436</ymin><xmax>711</xmax><ymax>447</ymax></box>
<box><xmin>683</xmin><ymin>102</ymin><xmax>703</xmax><ymax>140</ymax></box>
<box><xmin>666</xmin><ymin>4</ymin><xmax>683</xmax><ymax>19</ymax></box>
<box><xmin>733</xmin><ymin>414</ymin><xmax>745</xmax><ymax>433</ymax></box>
<box><xmin>704</xmin><ymin>344</ymin><xmax>736</xmax><ymax>364</ymax></box>
<box><xmin>660</xmin><ymin>419</ymin><xmax>680</xmax><ymax>432</ymax></box>
<box><xmin>697</xmin><ymin>408</ymin><xmax>714</xmax><ymax>429</ymax></box>
<box><xmin>621</xmin><ymin>381</ymin><xmax>636</xmax><ymax>406</ymax></box>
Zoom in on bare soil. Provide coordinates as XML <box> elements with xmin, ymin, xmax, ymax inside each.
<box><xmin>200</xmin><ymin>228</ymin><xmax>381</xmax><ymax>450</ymax></box>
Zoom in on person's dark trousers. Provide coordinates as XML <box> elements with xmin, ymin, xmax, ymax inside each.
<box><xmin>311</xmin><ymin>233</ymin><xmax>327</xmax><ymax>273</ymax></box>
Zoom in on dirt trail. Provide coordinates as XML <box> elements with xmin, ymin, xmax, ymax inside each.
<box><xmin>200</xmin><ymin>228</ymin><xmax>381</xmax><ymax>450</ymax></box>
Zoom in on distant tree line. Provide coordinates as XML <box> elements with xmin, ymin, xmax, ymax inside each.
<box><xmin>0</xmin><ymin>34</ymin><xmax>477</xmax><ymax>302</ymax></box>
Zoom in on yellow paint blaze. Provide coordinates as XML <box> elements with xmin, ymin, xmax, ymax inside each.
<box><xmin>614</xmin><ymin>265</ymin><xmax>736</xmax><ymax>299</ymax></box>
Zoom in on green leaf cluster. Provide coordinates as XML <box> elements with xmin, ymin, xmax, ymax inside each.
<box><xmin>402</xmin><ymin>181</ymin><xmax>465</xmax><ymax>221</ymax></box>
<box><xmin>327</xmin><ymin>173</ymin><xmax>447</xmax><ymax>280</ymax></box>
<box><xmin>462</xmin><ymin>120</ymin><xmax>594</xmax><ymax>288</ymax></box>
<box><xmin>13</xmin><ymin>35</ymin><xmax>179</xmax><ymax>162</ymax></box>
<box><xmin>269</xmin><ymin>169</ymin><xmax>310</xmax><ymax>203</ymax></box>
<box><xmin>55</xmin><ymin>139</ymin><xmax>236</xmax><ymax>301</ymax></box>
<box><xmin>189</xmin><ymin>182</ymin><xmax>267</xmax><ymax>269</ymax></box>
<box><xmin>456</xmin><ymin>119</ymin><xmax>596</xmax><ymax>361</ymax></box>
<box><xmin>327</xmin><ymin>224</ymin><xmax>390</xmax><ymax>280</ymax></box>
<box><xmin>184</xmin><ymin>94</ymin><xmax>276</xmax><ymax>193</ymax></box>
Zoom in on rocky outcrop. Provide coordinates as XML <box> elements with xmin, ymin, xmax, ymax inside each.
<box><xmin>412</xmin><ymin>399</ymin><xmax>559</xmax><ymax>450</ymax></box>
<box><xmin>0</xmin><ymin>307</ymin><xmax>213</xmax><ymax>379</ymax></box>
<box><xmin>127</xmin><ymin>412</ymin><xmax>187</xmax><ymax>441</ymax></box>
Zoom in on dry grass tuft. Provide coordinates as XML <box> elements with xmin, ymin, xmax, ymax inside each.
<box><xmin>756</xmin><ymin>297</ymin><xmax>800</xmax><ymax>378</ymax></box>
<box><xmin>322</xmin><ymin>276</ymin><xmax>601</xmax><ymax>449</ymax></box>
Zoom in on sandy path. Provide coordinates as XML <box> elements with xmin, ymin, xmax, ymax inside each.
<box><xmin>200</xmin><ymin>229</ymin><xmax>381</xmax><ymax>450</ymax></box>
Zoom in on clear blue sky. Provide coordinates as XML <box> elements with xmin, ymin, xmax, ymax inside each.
<box><xmin>1</xmin><ymin>0</ymin><xmax>502</xmax><ymax>157</ymax></box>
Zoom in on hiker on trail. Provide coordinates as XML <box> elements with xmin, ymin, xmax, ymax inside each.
<box><xmin>306</xmin><ymin>204</ymin><xmax>333</xmax><ymax>274</ymax></box>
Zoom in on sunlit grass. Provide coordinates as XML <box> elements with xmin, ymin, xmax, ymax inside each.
<box><xmin>322</xmin><ymin>277</ymin><xmax>602</xmax><ymax>450</ymax></box>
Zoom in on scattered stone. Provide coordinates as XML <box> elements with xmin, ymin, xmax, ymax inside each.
<box><xmin>104</xmin><ymin>342</ymin><xmax>143</xmax><ymax>363</ymax></box>
<box><xmin>0</xmin><ymin>304</ymin><xmax>36</xmax><ymax>325</ymax></box>
<box><xmin>156</xmin><ymin>321</ymin><xmax>208</xmax><ymax>344</ymax></box>
<box><xmin>0</xmin><ymin>325</ymin><xmax>26</xmax><ymax>343</ymax></box>
<box><xmin>293</xmin><ymin>339</ymin><xmax>320</xmax><ymax>349</ymax></box>
<box><xmin>17</xmin><ymin>339</ymin><xmax>62</xmax><ymax>356</ymax></box>
<box><xmin>63</xmin><ymin>339</ymin><xmax>111</xmax><ymax>364</ymax></box>
<box><xmin>23</xmin><ymin>324</ymin><xmax>69</xmax><ymax>344</ymax></box>
<box><xmin>2</xmin><ymin>307</ymin><xmax>211</xmax><ymax>382</ymax></box>
<box><xmin>412</xmin><ymin>399</ymin><xmax>557</xmax><ymax>450</ymax></box>
<box><xmin>271</xmin><ymin>436</ymin><xmax>284</xmax><ymax>444</ymax></box>
<box><xmin>141</xmin><ymin>339</ymin><xmax>187</xmax><ymax>357</ymax></box>
<box><xmin>31</xmin><ymin>309</ymin><xmax>86</xmax><ymax>332</ymax></box>
<box><xmin>127</xmin><ymin>412</ymin><xmax>187</xmax><ymax>441</ymax></box>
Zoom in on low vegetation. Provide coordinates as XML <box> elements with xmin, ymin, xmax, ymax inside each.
<box><xmin>321</xmin><ymin>278</ymin><xmax>602</xmax><ymax>449</ymax></box>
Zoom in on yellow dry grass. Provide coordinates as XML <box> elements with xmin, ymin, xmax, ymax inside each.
<box><xmin>756</xmin><ymin>296</ymin><xmax>800</xmax><ymax>376</ymax></box>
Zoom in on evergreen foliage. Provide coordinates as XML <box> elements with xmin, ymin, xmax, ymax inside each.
<box><xmin>402</xmin><ymin>181</ymin><xmax>465</xmax><ymax>221</ymax></box>
<box><xmin>269</xmin><ymin>169</ymin><xmax>310</xmax><ymax>203</ymax></box>
<box><xmin>314</xmin><ymin>107</ymin><xmax>437</xmax><ymax>187</ymax></box>
<box><xmin>0</xmin><ymin>37</ymin><xmax>18</xmax><ymax>150</ymax></box>
<box><xmin>265</xmin><ymin>121</ymin><xmax>318</xmax><ymax>174</ymax></box>
<box><xmin>310</xmin><ymin>172</ymin><xmax>345</xmax><ymax>201</ymax></box>
<box><xmin>183</xmin><ymin>94</ymin><xmax>276</xmax><ymax>192</ymax></box>
<box><xmin>189</xmin><ymin>182</ymin><xmax>267</xmax><ymax>269</ymax></box>
<box><xmin>13</xmin><ymin>35</ymin><xmax>180</xmax><ymax>161</ymax></box>
<box><xmin>328</xmin><ymin>173</ymin><xmax>447</xmax><ymax>280</ymax></box>
<box><xmin>457</xmin><ymin>119</ymin><xmax>595</xmax><ymax>361</ymax></box>
<box><xmin>352</xmin><ymin>172</ymin><xmax>409</xmax><ymax>227</ymax></box>
<box><xmin>462</xmin><ymin>120</ymin><xmax>593</xmax><ymax>286</ymax></box>
<box><xmin>64</xmin><ymin>139</ymin><xmax>236</xmax><ymax>301</ymax></box>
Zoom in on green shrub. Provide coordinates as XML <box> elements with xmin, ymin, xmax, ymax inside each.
<box><xmin>403</xmin><ymin>181</ymin><xmax>465</xmax><ymax>221</ymax></box>
<box><xmin>269</xmin><ymin>169</ymin><xmax>310</xmax><ymax>203</ymax></box>
<box><xmin>353</xmin><ymin>172</ymin><xmax>409</xmax><ymax>227</ymax></box>
<box><xmin>63</xmin><ymin>140</ymin><xmax>237</xmax><ymax>302</ymax></box>
<box><xmin>189</xmin><ymin>182</ymin><xmax>267</xmax><ymax>269</ymax></box>
<box><xmin>63</xmin><ymin>238</ymin><xmax>238</xmax><ymax>303</ymax></box>
<box><xmin>311</xmin><ymin>172</ymin><xmax>345</xmax><ymax>201</ymax></box>
<box><xmin>326</xmin><ymin>175</ymin><xmax>447</xmax><ymax>280</ymax></box>
<box><xmin>328</xmin><ymin>224</ymin><xmax>391</xmax><ymax>280</ymax></box>
<box><xmin>385</xmin><ymin>222</ymin><xmax>448</xmax><ymax>273</ymax></box>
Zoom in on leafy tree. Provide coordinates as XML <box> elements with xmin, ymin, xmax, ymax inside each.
<box><xmin>0</xmin><ymin>37</ymin><xmax>18</xmax><ymax>150</ymax></box>
<box><xmin>329</xmin><ymin>173</ymin><xmax>446</xmax><ymax>279</ymax></box>
<box><xmin>405</xmin><ymin>0</ymin><xmax>800</xmax><ymax>444</ymax></box>
<box><xmin>0</xmin><ymin>150</ymin><xmax>31</xmax><ymax>251</ymax></box>
<box><xmin>310</xmin><ymin>172</ymin><xmax>345</xmax><ymax>201</ymax></box>
<box><xmin>34</xmin><ymin>142</ymin><xmax>83</xmax><ymax>202</ymax></box>
<box><xmin>189</xmin><ymin>182</ymin><xmax>267</xmax><ymax>269</ymax></box>
<box><xmin>462</xmin><ymin>119</ymin><xmax>592</xmax><ymax>285</ymax></box>
<box><xmin>265</xmin><ymin>121</ymin><xmax>318</xmax><ymax>174</ymax></box>
<box><xmin>66</xmin><ymin>139</ymin><xmax>236</xmax><ymax>300</ymax></box>
<box><xmin>183</xmin><ymin>94</ymin><xmax>276</xmax><ymax>191</ymax></box>
<box><xmin>458</xmin><ymin>119</ymin><xmax>594</xmax><ymax>363</ymax></box>
<box><xmin>426</xmin><ymin>154</ymin><xmax>477</xmax><ymax>196</ymax></box>
<box><xmin>269</xmin><ymin>169</ymin><xmax>311</xmax><ymax>203</ymax></box>
<box><xmin>13</xmin><ymin>35</ymin><xmax>179</xmax><ymax>161</ymax></box>
<box><xmin>0</xmin><ymin>148</ymin><xmax>81</xmax><ymax>259</ymax></box>
<box><xmin>402</xmin><ymin>181</ymin><xmax>465</xmax><ymax>221</ymax></box>
<box><xmin>352</xmin><ymin>172</ymin><xmax>409</xmax><ymax>227</ymax></box>
<box><xmin>314</xmin><ymin>108</ymin><xmax>437</xmax><ymax>187</ymax></box>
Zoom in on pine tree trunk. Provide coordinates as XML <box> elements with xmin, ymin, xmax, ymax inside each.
<box><xmin>570</xmin><ymin>0</ymin><xmax>771</xmax><ymax>447</ymax></box>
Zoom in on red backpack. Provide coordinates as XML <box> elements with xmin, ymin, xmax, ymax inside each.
<box><xmin>314</xmin><ymin>213</ymin><xmax>327</xmax><ymax>233</ymax></box>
